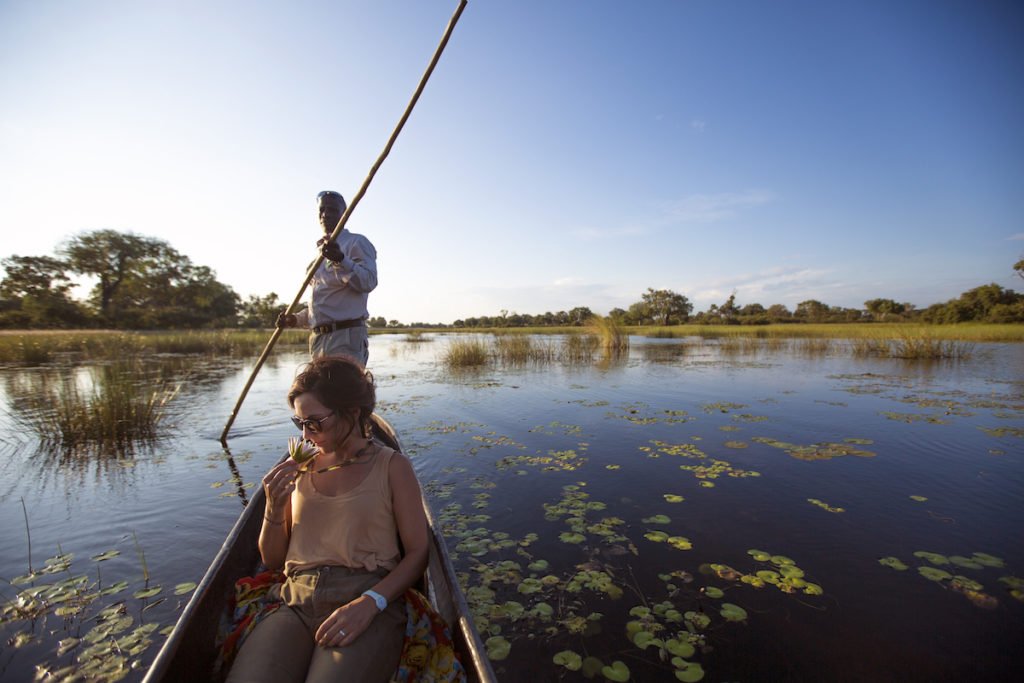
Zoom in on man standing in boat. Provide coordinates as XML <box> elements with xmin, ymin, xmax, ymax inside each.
<box><xmin>276</xmin><ymin>190</ymin><xmax>378</xmax><ymax>365</ymax></box>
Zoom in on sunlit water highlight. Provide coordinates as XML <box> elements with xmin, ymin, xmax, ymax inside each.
<box><xmin>1</xmin><ymin>334</ymin><xmax>1022</xmax><ymax>681</ymax></box>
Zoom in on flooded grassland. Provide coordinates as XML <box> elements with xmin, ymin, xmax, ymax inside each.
<box><xmin>1</xmin><ymin>334</ymin><xmax>1022</xmax><ymax>682</ymax></box>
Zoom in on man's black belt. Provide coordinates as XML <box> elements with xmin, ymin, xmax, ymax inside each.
<box><xmin>312</xmin><ymin>318</ymin><xmax>365</xmax><ymax>336</ymax></box>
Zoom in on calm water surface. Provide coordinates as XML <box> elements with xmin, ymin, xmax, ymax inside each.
<box><xmin>1</xmin><ymin>334</ymin><xmax>1022</xmax><ymax>682</ymax></box>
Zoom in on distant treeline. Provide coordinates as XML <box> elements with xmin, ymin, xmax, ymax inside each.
<box><xmin>2</xmin><ymin>230</ymin><xmax>1023</xmax><ymax>329</ymax></box>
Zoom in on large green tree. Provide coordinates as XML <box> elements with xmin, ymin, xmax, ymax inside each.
<box><xmin>62</xmin><ymin>230</ymin><xmax>173</xmax><ymax>319</ymax></box>
<box><xmin>640</xmin><ymin>288</ymin><xmax>692</xmax><ymax>325</ymax></box>
<box><xmin>61</xmin><ymin>229</ymin><xmax>238</xmax><ymax>328</ymax></box>
<box><xmin>0</xmin><ymin>255</ymin><xmax>90</xmax><ymax>328</ymax></box>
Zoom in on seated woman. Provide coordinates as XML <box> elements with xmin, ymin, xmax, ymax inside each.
<box><xmin>226</xmin><ymin>356</ymin><xmax>428</xmax><ymax>683</ymax></box>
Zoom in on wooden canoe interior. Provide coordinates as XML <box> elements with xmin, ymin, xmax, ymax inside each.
<box><xmin>143</xmin><ymin>415</ymin><xmax>495</xmax><ymax>682</ymax></box>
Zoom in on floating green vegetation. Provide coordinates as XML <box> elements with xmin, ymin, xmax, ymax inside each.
<box><xmin>723</xmin><ymin>441</ymin><xmax>748</xmax><ymax>449</ymax></box>
<box><xmin>496</xmin><ymin>448</ymin><xmax>587</xmax><ymax>473</ymax></box>
<box><xmin>608</xmin><ymin>403</ymin><xmax>693</xmax><ymax>425</ymax></box>
<box><xmin>469</xmin><ymin>432</ymin><xmax>529</xmax><ymax>454</ymax></box>
<box><xmin>999</xmin><ymin>576</ymin><xmax>1024</xmax><ymax>602</ymax></box>
<box><xmin>702</xmin><ymin>402</ymin><xmax>747</xmax><ymax>413</ymax></box>
<box><xmin>879</xmin><ymin>557</ymin><xmax>909</xmax><ymax>571</ymax></box>
<box><xmin>910</xmin><ymin>495</ymin><xmax>928</xmax><ymax>502</ymax></box>
<box><xmin>913</xmin><ymin>551</ymin><xmax>949</xmax><ymax>565</ymax></box>
<box><xmin>751</xmin><ymin>437</ymin><xmax>876</xmax><ymax>461</ymax></box>
<box><xmin>642</xmin><ymin>440</ymin><xmax>707</xmax><ymax>459</ymax></box>
<box><xmin>732</xmin><ymin>413</ymin><xmax>769</xmax><ymax>423</ymax></box>
<box><xmin>643</xmin><ymin>515</ymin><xmax>671</xmax><ymax>524</ymax></box>
<box><xmin>679</xmin><ymin>459</ymin><xmax>760</xmax><ymax>482</ymax></box>
<box><xmin>979</xmin><ymin>426</ymin><xmax>1024</xmax><ymax>438</ymax></box>
<box><xmin>880</xmin><ymin>411</ymin><xmax>949</xmax><ymax>424</ymax></box>
<box><xmin>919</xmin><ymin>566</ymin><xmax>953</xmax><ymax>581</ymax></box>
<box><xmin>705</xmin><ymin>551</ymin><xmax>822</xmax><ymax>597</ymax></box>
<box><xmin>719</xmin><ymin>603</ymin><xmax>748</xmax><ymax>622</ymax></box>
<box><xmin>530</xmin><ymin>421</ymin><xmax>584</xmax><ymax>437</ymax></box>
<box><xmin>807</xmin><ymin>498</ymin><xmax>845</xmax><ymax>513</ymax></box>
<box><xmin>663</xmin><ymin>494</ymin><xmax>686</xmax><ymax>503</ymax></box>
<box><xmin>844</xmin><ymin>437</ymin><xmax>873</xmax><ymax>444</ymax></box>
<box><xmin>888</xmin><ymin>550</ymin><xmax>1010</xmax><ymax>608</ymax></box>
<box><xmin>0</xmin><ymin>534</ymin><xmax>191</xmax><ymax>682</ymax></box>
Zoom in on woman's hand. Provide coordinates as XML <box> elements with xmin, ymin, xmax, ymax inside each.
<box><xmin>314</xmin><ymin>596</ymin><xmax>379</xmax><ymax>648</ymax></box>
<box><xmin>262</xmin><ymin>458</ymin><xmax>299</xmax><ymax>520</ymax></box>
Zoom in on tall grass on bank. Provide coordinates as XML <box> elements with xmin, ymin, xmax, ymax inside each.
<box><xmin>15</xmin><ymin>359</ymin><xmax>180</xmax><ymax>455</ymax></box>
<box><xmin>0</xmin><ymin>329</ymin><xmax>308</xmax><ymax>364</ymax></box>
<box><xmin>636</xmin><ymin>323</ymin><xmax>1024</xmax><ymax>343</ymax></box>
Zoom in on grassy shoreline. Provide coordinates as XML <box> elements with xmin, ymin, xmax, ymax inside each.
<box><xmin>0</xmin><ymin>323</ymin><xmax>1020</xmax><ymax>364</ymax></box>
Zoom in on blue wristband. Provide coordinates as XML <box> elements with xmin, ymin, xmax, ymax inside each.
<box><xmin>362</xmin><ymin>589</ymin><xmax>387</xmax><ymax>611</ymax></box>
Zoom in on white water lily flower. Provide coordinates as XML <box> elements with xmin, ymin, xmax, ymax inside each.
<box><xmin>288</xmin><ymin>437</ymin><xmax>319</xmax><ymax>464</ymax></box>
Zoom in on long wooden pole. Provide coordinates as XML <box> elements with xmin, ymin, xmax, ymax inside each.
<box><xmin>220</xmin><ymin>0</ymin><xmax>469</xmax><ymax>444</ymax></box>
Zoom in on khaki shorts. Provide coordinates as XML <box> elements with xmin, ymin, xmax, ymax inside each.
<box><xmin>225</xmin><ymin>566</ymin><xmax>405</xmax><ymax>683</ymax></box>
<box><xmin>310</xmin><ymin>326</ymin><xmax>369</xmax><ymax>366</ymax></box>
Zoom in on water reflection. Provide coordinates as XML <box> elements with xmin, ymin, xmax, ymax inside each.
<box><xmin>1</xmin><ymin>335</ymin><xmax>1022</xmax><ymax>682</ymax></box>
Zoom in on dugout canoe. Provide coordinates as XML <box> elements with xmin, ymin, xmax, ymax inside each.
<box><xmin>143</xmin><ymin>414</ymin><xmax>496</xmax><ymax>682</ymax></box>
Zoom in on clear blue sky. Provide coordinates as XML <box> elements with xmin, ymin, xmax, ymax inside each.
<box><xmin>2</xmin><ymin>0</ymin><xmax>1022</xmax><ymax>324</ymax></box>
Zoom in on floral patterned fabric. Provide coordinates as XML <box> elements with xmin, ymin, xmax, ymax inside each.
<box><xmin>214</xmin><ymin>570</ymin><xmax>466</xmax><ymax>682</ymax></box>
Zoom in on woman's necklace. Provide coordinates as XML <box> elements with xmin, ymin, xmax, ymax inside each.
<box><xmin>312</xmin><ymin>441</ymin><xmax>376</xmax><ymax>474</ymax></box>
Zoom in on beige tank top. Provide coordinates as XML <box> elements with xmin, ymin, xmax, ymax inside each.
<box><xmin>284</xmin><ymin>446</ymin><xmax>401</xmax><ymax>576</ymax></box>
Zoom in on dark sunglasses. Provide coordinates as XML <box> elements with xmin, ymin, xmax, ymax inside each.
<box><xmin>291</xmin><ymin>412</ymin><xmax>335</xmax><ymax>433</ymax></box>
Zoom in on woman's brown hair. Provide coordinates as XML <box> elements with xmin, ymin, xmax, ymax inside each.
<box><xmin>287</xmin><ymin>355</ymin><xmax>376</xmax><ymax>437</ymax></box>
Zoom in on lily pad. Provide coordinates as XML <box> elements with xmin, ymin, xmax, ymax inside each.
<box><xmin>913</xmin><ymin>551</ymin><xmax>949</xmax><ymax>565</ymax></box>
<box><xmin>133</xmin><ymin>586</ymin><xmax>163</xmax><ymax>599</ymax></box>
<box><xmin>909</xmin><ymin>495</ymin><xmax>928</xmax><ymax>502</ymax></box>
<box><xmin>665</xmin><ymin>638</ymin><xmax>695</xmax><ymax>658</ymax></box>
<box><xmin>674</xmin><ymin>661</ymin><xmax>705</xmax><ymax>682</ymax></box>
<box><xmin>971</xmin><ymin>553</ymin><xmax>1005</xmax><ymax>568</ymax></box>
<box><xmin>668</xmin><ymin>536</ymin><xmax>693</xmax><ymax>551</ymax></box>
<box><xmin>642</xmin><ymin>515</ymin><xmax>671</xmax><ymax>524</ymax></box>
<box><xmin>684</xmin><ymin>611</ymin><xmax>711</xmax><ymax>629</ymax></box>
<box><xmin>91</xmin><ymin>550</ymin><xmax>120</xmax><ymax>562</ymax></box>
<box><xmin>747</xmin><ymin>549</ymin><xmax>771</xmax><ymax>562</ymax></box>
<box><xmin>663</xmin><ymin>494</ymin><xmax>685</xmax><ymax>503</ymax></box>
<box><xmin>918</xmin><ymin>566</ymin><xmax>952</xmax><ymax>582</ymax></box>
<box><xmin>633</xmin><ymin>631</ymin><xmax>658</xmax><ymax>649</ymax></box>
<box><xmin>720</xmin><ymin>603</ymin><xmax>747</xmax><ymax>622</ymax></box>
<box><xmin>485</xmin><ymin>635</ymin><xmax>511</xmax><ymax>661</ymax></box>
<box><xmin>879</xmin><ymin>557</ymin><xmax>908</xmax><ymax>571</ymax></box>
<box><xmin>559</xmin><ymin>532</ymin><xmax>586</xmax><ymax>544</ymax></box>
<box><xmin>553</xmin><ymin>650</ymin><xmax>582</xmax><ymax>671</ymax></box>
<box><xmin>779</xmin><ymin>565</ymin><xmax>804</xmax><ymax>579</ymax></box>
<box><xmin>703</xmin><ymin>586</ymin><xmax>723</xmax><ymax>599</ymax></box>
<box><xmin>601</xmin><ymin>660</ymin><xmax>630</xmax><ymax>682</ymax></box>
<box><xmin>173</xmin><ymin>582</ymin><xmax>197</xmax><ymax>596</ymax></box>
<box><xmin>645</xmin><ymin>531</ymin><xmax>670</xmax><ymax>542</ymax></box>
<box><xmin>949</xmin><ymin>556</ymin><xmax>984</xmax><ymax>570</ymax></box>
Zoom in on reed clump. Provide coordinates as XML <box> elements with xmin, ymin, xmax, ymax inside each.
<box><xmin>402</xmin><ymin>330</ymin><xmax>431</xmax><ymax>343</ymax></box>
<box><xmin>849</xmin><ymin>330</ymin><xmax>974</xmax><ymax>360</ymax></box>
<box><xmin>442</xmin><ymin>337</ymin><xmax>491</xmax><ymax>368</ymax></box>
<box><xmin>493</xmin><ymin>333</ymin><xmax>536</xmax><ymax>364</ymax></box>
<box><xmin>586</xmin><ymin>316</ymin><xmax>630</xmax><ymax>355</ymax></box>
<box><xmin>19</xmin><ymin>359</ymin><xmax>179</xmax><ymax>455</ymax></box>
<box><xmin>561</xmin><ymin>333</ymin><xmax>599</xmax><ymax>363</ymax></box>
